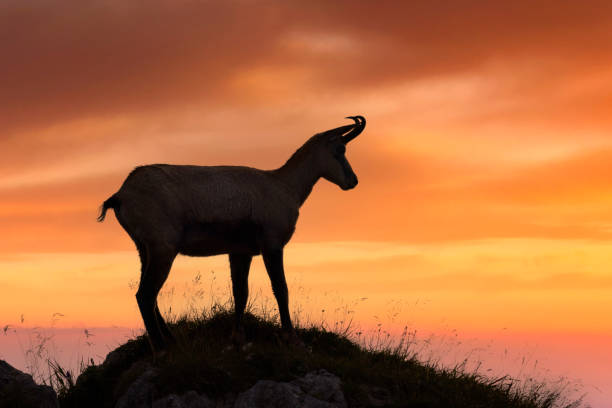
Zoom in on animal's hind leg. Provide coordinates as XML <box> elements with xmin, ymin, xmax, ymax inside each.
<box><xmin>136</xmin><ymin>245</ymin><xmax>172</xmax><ymax>344</ymax></box>
<box><xmin>229</xmin><ymin>253</ymin><xmax>252</xmax><ymax>345</ymax></box>
<box><xmin>139</xmin><ymin>238</ymin><xmax>174</xmax><ymax>342</ymax></box>
<box><xmin>136</xmin><ymin>245</ymin><xmax>177</xmax><ymax>351</ymax></box>
<box><xmin>154</xmin><ymin>304</ymin><xmax>175</xmax><ymax>344</ymax></box>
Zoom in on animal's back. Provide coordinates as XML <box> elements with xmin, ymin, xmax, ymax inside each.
<box><xmin>110</xmin><ymin>164</ymin><xmax>298</xmax><ymax>254</ymax></box>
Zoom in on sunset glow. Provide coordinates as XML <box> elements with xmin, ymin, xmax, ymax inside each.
<box><xmin>1</xmin><ymin>1</ymin><xmax>612</xmax><ymax>406</ymax></box>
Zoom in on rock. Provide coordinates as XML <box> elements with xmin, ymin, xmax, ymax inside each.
<box><xmin>102</xmin><ymin>338</ymin><xmax>148</xmax><ymax>372</ymax></box>
<box><xmin>0</xmin><ymin>359</ymin><xmax>59</xmax><ymax>408</ymax></box>
<box><xmin>113</xmin><ymin>366</ymin><xmax>345</xmax><ymax>408</ymax></box>
<box><xmin>234</xmin><ymin>370</ymin><xmax>346</xmax><ymax>408</ymax></box>
<box><xmin>153</xmin><ymin>390</ymin><xmax>214</xmax><ymax>408</ymax></box>
<box><xmin>153</xmin><ymin>394</ymin><xmax>184</xmax><ymax>408</ymax></box>
<box><xmin>291</xmin><ymin>369</ymin><xmax>346</xmax><ymax>407</ymax></box>
<box><xmin>115</xmin><ymin>366</ymin><xmax>214</xmax><ymax>408</ymax></box>
<box><xmin>115</xmin><ymin>366</ymin><xmax>159</xmax><ymax>408</ymax></box>
<box><xmin>180</xmin><ymin>390</ymin><xmax>215</xmax><ymax>408</ymax></box>
<box><xmin>235</xmin><ymin>380</ymin><xmax>302</xmax><ymax>408</ymax></box>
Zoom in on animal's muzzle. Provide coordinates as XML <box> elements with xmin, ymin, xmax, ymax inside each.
<box><xmin>342</xmin><ymin>175</ymin><xmax>358</xmax><ymax>190</ymax></box>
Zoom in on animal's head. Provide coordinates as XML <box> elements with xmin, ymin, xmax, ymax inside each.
<box><xmin>316</xmin><ymin>115</ymin><xmax>366</xmax><ymax>190</ymax></box>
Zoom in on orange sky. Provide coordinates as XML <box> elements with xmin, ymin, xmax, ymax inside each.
<box><xmin>1</xmin><ymin>2</ymin><xmax>612</xmax><ymax>404</ymax></box>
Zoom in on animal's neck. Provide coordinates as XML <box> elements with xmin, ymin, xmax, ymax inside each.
<box><xmin>276</xmin><ymin>145</ymin><xmax>321</xmax><ymax>206</ymax></box>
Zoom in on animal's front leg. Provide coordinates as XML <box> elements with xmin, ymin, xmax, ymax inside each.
<box><xmin>229</xmin><ymin>253</ymin><xmax>252</xmax><ymax>345</ymax></box>
<box><xmin>262</xmin><ymin>248</ymin><xmax>293</xmax><ymax>334</ymax></box>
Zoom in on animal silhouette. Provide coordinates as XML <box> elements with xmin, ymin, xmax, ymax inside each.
<box><xmin>98</xmin><ymin>116</ymin><xmax>366</xmax><ymax>350</ymax></box>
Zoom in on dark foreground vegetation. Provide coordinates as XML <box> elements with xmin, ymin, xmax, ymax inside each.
<box><xmin>52</xmin><ymin>309</ymin><xmax>579</xmax><ymax>408</ymax></box>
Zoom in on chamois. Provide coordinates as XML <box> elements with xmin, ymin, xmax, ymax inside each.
<box><xmin>98</xmin><ymin>116</ymin><xmax>366</xmax><ymax>350</ymax></box>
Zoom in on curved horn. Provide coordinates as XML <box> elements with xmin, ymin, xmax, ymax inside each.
<box><xmin>342</xmin><ymin>115</ymin><xmax>366</xmax><ymax>144</ymax></box>
<box><xmin>323</xmin><ymin>124</ymin><xmax>356</xmax><ymax>138</ymax></box>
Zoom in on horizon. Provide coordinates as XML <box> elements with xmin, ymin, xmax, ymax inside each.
<box><xmin>1</xmin><ymin>2</ymin><xmax>612</xmax><ymax>406</ymax></box>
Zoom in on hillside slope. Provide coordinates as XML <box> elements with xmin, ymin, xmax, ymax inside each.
<box><xmin>55</xmin><ymin>311</ymin><xmax>578</xmax><ymax>408</ymax></box>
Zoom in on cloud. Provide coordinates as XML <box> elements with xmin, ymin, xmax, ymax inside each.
<box><xmin>2</xmin><ymin>0</ymin><xmax>612</xmax><ymax>135</ymax></box>
<box><xmin>4</xmin><ymin>143</ymin><xmax>612</xmax><ymax>253</ymax></box>
<box><xmin>3</xmin><ymin>1</ymin><xmax>612</xmax><ymax>251</ymax></box>
<box><xmin>472</xmin><ymin>148</ymin><xmax>612</xmax><ymax>204</ymax></box>
<box><xmin>0</xmin><ymin>1</ymin><xmax>289</xmax><ymax>133</ymax></box>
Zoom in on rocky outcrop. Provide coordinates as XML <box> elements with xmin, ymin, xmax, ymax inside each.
<box><xmin>114</xmin><ymin>368</ymin><xmax>345</xmax><ymax>408</ymax></box>
<box><xmin>0</xmin><ymin>355</ymin><xmax>345</xmax><ymax>408</ymax></box>
<box><xmin>114</xmin><ymin>364</ymin><xmax>216</xmax><ymax>408</ymax></box>
<box><xmin>290</xmin><ymin>370</ymin><xmax>346</xmax><ymax>407</ymax></box>
<box><xmin>233</xmin><ymin>369</ymin><xmax>346</xmax><ymax>408</ymax></box>
<box><xmin>115</xmin><ymin>366</ymin><xmax>159</xmax><ymax>408</ymax></box>
<box><xmin>152</xmin><ymin>391</ymin><xmax>214</xmax><ymax>408</ymax></box>
<box><xmin>0</xmin><ymin>359</ymin><xmax>59</xmax><ymax>408</ymax></box>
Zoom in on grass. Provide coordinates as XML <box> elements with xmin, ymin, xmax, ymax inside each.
<box><xmin>2</xmin><ymin>272</ymin><xmax>584</xmax><ymax>407</ymax></box>
<box><xmin>50</xmin><ymin>301</ymin><xmax>583</xmax><ymax>408</ymax></box>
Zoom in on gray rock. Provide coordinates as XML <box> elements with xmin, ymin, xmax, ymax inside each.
<box><xmin>181</xmin><ymin>390</ymin><xmax>215</xmax><ymax>408</ymax></box>
<box><xmin>234</xmin><ymin>370</ymin><xmax>346</xmax><ymax>408</ymax></box>
<box><xmin>234</xmin><ymin>380</ymin><xmax>302</xmax><ymax>408</ymax></box>
<box><xmin>153</xmin><ymin>390</ymin><xmax>214</xmax><ymax>408</ymax></box>
<box><xmin>0</xmin><ymin>359</ymin><xmax>59</xmax><ymax>408</ymax></box>
<box><xmin>115</xmin><ymin>367</ymin><xmax>159</xmax><ymax>408</ymax></box>
<box><xmin>291</xmin><ymin>369</ymin><xmax>346</xmax><ymax>407</ymax></box>
<box><xmin>154</xmin><ymin>394</ymin><xmax>184</xmax><ymax>408</ymax></box>
<box><xmin>113</xmin><ymin>366</ymin><xmax>344</xmax><ymax>408</ymax></box>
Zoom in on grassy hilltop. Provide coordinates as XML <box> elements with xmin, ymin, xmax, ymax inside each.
<box><xmin>49</xmin><ymin>307</ymin><xmax>582</xmax><ymax>408</ymax></box>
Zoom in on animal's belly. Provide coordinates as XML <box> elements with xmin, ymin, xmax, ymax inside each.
<box><xmin>178</xmin><ymin>222</ymin><xmax>261</xmax><ymax>256</ymax></box>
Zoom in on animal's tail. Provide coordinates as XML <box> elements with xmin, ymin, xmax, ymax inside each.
<box><xmin>97</xmin><ymin>194</ymin><xmax>120</xmax><ymax>222</ymax></box>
